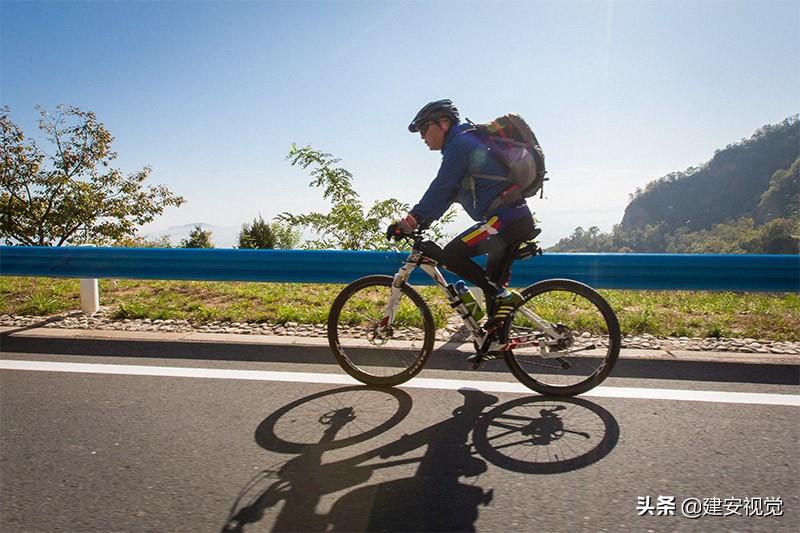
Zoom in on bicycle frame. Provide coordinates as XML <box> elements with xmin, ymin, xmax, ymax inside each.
<box><xmin>385</xmin><ymin>238</ymin><xmax>568</xmax><ymax>356</ymax></box>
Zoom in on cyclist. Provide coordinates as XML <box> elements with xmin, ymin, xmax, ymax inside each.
<box><xmin>387</xmin><ymin>99</ymin><xmax>537</xmax><ymax>332</ymax></box>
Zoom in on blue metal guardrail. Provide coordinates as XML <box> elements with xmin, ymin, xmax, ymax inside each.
<box><xmin>1</xmin><ymin>246</ymin><xmax>798</xmax><ymax>292</ymax></box>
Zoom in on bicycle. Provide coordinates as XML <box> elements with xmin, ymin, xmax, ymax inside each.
<box><xmin>327</xmin><ymin>230</ymin><xmax>621</xmax><ymax>396</ymax></box>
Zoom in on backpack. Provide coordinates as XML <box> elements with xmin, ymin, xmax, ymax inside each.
<box><xmin>462</xmin><ymin>113</ymin><xmax>547</xmax><ymax>215</ymax></box>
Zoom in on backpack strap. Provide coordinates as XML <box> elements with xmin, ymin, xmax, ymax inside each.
<box><xmin>485</xmin><ymin>183</ymin><xmax>524</xmax><ymax>215</ymax></box>
<box><xmin>487</xmin><ymin>137</ymin><xmax>530</xmax><ymax>149</ymax></box>
<box><xmin>461</xmin><ymin>172</ymin><xmax>527</xmax><ymax>215</ymax></box>
<box><xmin>460</xmin><ymin>172</ymin><xmax>507</xmax><ymax>210</ymax></box>
<box><xmin>471</xmin><ymin>173</ymin><xmax>508</xmax><ymax>182</ymax></box>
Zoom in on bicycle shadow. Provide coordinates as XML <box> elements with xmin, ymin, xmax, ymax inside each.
<box><xmin>472</xmin><ymin>395</ymin><xmax>620</xmax><ymax>475</ymax></box>
<box><xmin>222</xmin><ymin>386</ymin><xmax>619</xmax><ymax>532</ymax></box>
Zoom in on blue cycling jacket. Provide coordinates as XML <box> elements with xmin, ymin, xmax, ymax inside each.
<box><xmin>410</xmin><ymin>122</ymin><xmax>511</xmax><ymax>227</ymax></box>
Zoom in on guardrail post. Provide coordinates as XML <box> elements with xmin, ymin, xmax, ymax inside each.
<box><xmin>77</xmin><ymin>244</ymin><xmax>100</xmax><ymax>314</ymax></box>
<box><xmin>79</xmin><ymin>278</ymin><xmax>100</xmax><ymax>314</ymax></box>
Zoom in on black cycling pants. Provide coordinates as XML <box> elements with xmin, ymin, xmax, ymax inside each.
<box><xmin>440</xmin><ymin>211</ymin><xmax>536</xmax><ymax>296</ymax></box>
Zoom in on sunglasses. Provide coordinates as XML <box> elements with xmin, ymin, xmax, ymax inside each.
<box><xmin>420</xmin><ymin>121</ymin><xmax>437</xmax><ymax>136</ymax></box>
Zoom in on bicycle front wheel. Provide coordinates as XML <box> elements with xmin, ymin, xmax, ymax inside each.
<box><xmin>502</xmin><ymin>279</ymin><xmax>621</xmax><ymax>396</ymax></box>
<box><xmin>328</xmin><ymin>275</ymin><xmax>435</xmax><ymax>386</ymax></box>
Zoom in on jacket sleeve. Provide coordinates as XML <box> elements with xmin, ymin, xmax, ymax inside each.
<box><xmin>410</xmin><ymin>136</ymin><xmax>473</xmax><ymax>228</ymax></box>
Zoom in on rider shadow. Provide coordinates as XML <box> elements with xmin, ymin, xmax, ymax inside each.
<box><xmin>325</xmin><ymin>389</ymin><xmax>495</xmax><ymax>532</ymax></box>
<box><xmin>222</xmin><ymin>387</ymin><xmax>619</xmax><ymax>532</ymax></box>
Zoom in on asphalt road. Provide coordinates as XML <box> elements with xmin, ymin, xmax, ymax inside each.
<box><xmin>1</xmin><ymin>336</ymin><xmax>798</xmax><ymax>533</ymax></box>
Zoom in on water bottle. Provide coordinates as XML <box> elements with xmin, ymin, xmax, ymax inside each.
<box><xmin>454</xmin><ymin>280</ymin><xmax>485</xmax><ymax>321</ymax></box>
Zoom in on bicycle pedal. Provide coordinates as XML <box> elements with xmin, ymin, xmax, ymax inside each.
<box><xmin>466</xmin><ymin>353</ymin><xmax>483</xmax><ymax>369</ymax></box>
<box><xmin>479</xmin><ymin>334</ymin><xmax>497</xmax><ymax>353</ymax></box>
<box><xmin>467</xmin><ymin>351</ymin><xmax>501</xmax><ymax>370</ymax></box>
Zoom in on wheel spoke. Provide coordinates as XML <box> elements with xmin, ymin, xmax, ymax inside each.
<box><xmin>503</xmin><ymin>280</ymin><xmax>620</xmax><ymax>396</ymax></box>
<box><xmin>330</xmin><ymin>277</ymin><xmax>434</xmax><ymax>386</ymax></box>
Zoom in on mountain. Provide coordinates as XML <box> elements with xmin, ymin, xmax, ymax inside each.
<box><xmin>549</xmin><ymin>116</ymin><xmax>799</xmax><ymax>254</ymax></box>
<box><xmin>620</xmin><ymin>116</ymin><xmax>799</xmax><ymax>232</ymax></box>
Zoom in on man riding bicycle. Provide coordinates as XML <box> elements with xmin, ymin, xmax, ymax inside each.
<box><xmin>387</xmin><ymin>99</ymin><xmax>537</xmax><ymax>332</ymax></box>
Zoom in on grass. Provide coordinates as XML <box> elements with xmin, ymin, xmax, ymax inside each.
<box><xmin>1</xmin><ymin>276</ymin><xmax>798</xmax><ymax>341</ymax></box>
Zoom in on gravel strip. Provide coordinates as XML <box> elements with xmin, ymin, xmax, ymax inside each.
<box><xmin>1</xmin><ymin>309</ymin><xmax>798</xmax><ymax>355</ymax></box>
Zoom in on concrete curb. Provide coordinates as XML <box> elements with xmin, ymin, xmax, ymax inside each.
<box><xmin>1</xmin><ymin>326</ymin><xmax>797</xmax><ymax>366</ymax></box>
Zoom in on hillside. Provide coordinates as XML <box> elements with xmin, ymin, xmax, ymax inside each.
<box><xmin>550</xmin><ymin>116</ymin><xmax>799</xmax><ymax>254</ymax></box>
<box><xmin>621</xmin><ymin>116</ymin><xmax>799</xmax><ymax>232</ymax></box>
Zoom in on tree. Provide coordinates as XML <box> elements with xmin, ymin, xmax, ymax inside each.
<box><xmin>743</xmin><ymin>218</ymin><xmax>800</xmax><ymax>254</ymax></box>
<box><xmin>269</xmin><ymin>219</ymin><xmax>301</xmax><ymax>249</ymax></box>
<box><xmin>180</xmin><ymin>224</ymin><xmax>213</xmax><ymax>248</ymax></box>
<box><xmin>756</xmin><ymin>158</ymin><xmax>799</xmax><ymax>222</ymax></box>
<box><xmin>279</xmin><ymin>144</ymin><xmax>456</xmax><ymax>250</ymax></box>
<box><xmin>238</xmin><ymin>215</ymin><xmax>276</xmax><ymax>249</ymax></box>
<box><xmin>114</xmin><ymin>234</ymin><xmax>173</xmax><ymax>248</ymax></box>
<box><xmin>1</xmin><ymin>105</ymin><xmax>185</xmax><ymax>246</ymax></box>
<box><xmin>547</xmin><ymin>225</ymin><xmax>612</xmax><ymax>252</ymax></box>
<box><xmin>238</xmin><ymin>215</ymin><xmax>301</xmax><ymax>249</ymax></box>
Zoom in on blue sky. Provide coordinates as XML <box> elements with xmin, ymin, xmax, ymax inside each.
<box><xmin>2</xmin><ymin>0</ymin><xmax>798</xmax><ymax>247</ymax></box>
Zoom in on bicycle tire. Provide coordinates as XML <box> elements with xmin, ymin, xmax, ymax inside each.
<box><xmin>502</xmin><ymin>278</ymin><xmax>621</xmax><ymax>396</ymax></box>
<box><xmin>255</xmin><ymin>386</ymin><xmax>413</xmax><ymax>453</ymax></box>
<box><xmin>328</xmin><ymin>275</ymin><xmax>435</xmax><ymax>386</ymax></box>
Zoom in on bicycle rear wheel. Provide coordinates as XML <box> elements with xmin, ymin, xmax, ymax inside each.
<box><xmin>502</xmin><ymin>279</ymin><xmax>621</xmax><ymax>396</ymax></box>
<box><xmin>328</xmin><ymin>275</ymin><xmax>435</xmax><ymax>386</ymax></box>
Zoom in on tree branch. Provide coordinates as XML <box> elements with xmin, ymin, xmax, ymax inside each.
<box><xmin>6</xmin><ymin>227</ymin><xmax>35</xmax><ymax>246</ymax></box>
<box><xmin>57</xmin><ymin>220</ymin><xmax>86</xmax><ymax>246</ymax></box>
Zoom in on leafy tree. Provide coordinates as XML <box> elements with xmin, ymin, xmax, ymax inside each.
<box><xmin>180</xmin><ymin>224</ymin><xmax>213</xmax><ymax>248</ymax></box>
<box><xmin>1</xmin><ymin>105</ymin><xmax>185</xmax><ymax>246</ymax></box>
<box><xmin>279</xmin><ymin>144</ymin><xmax>456</xmax><ymax>250</ymax></box>
<box><xmin>622</xmin><ymin>223</ymin><xmax>669</xmax><ymax>252</ymax></box>
<box><xmin>114</xmin><ymin>234</ymin><xmax>173</xmax><ymax>248</ymax></box>
<box><xmin>548</xmin><ymin>226</ymin><xmax>612</xmax><ymax>252</ymax></box>
<box><xmin>665</xmin><ymin>219</ymin><xmax>757</xmax><ymax>254</ymax></box>
<box><xmin>662</xmin><ymin>217</ymin><xmax>799</xmax><ymax>254</ymax></box>
<box><xmin>237</xmin><ymin>215</ymin><xmax>276</xmax><ymax>249</ymax></box>
<box><xmin>742</xmin><ymin>218</ymin><xmax>799</xmax><ymax>254</ymax></box>
<box><xmin>269</xmin><ymin>219</ymin><xmax>301</xmax><ymax>249</ymax></box>
<box><xmin>756</xmin><ymin>158</ymin><xmax>799</xmax><ymax>222</ymax></box>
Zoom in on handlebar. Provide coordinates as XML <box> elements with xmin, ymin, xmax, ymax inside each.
<box><xmin>395</xmin><ymin>230</ymin><xmax>440</xmax><ymax>258</ymax></box>
<box><xmin>400</xmin><ymin>229</ymin><xmax>426</xmax><ymax>249</ymax></box>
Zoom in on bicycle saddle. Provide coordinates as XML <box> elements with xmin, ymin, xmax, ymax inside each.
<box><xmin>514</xmin><ymin>228</ymin><xmax>543</xmax><ymax>260</ymax></box>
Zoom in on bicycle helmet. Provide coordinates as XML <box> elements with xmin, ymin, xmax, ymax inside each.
<box><xmin>408</xmin><ymin>99</ymin><xmax>460</xmax><ymax>132</ymax></box>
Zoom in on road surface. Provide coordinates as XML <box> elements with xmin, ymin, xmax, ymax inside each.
<box><xmin>1</xmin><ymin>332</ymin><xmax>798</xmax><ymax>532</ymax></box>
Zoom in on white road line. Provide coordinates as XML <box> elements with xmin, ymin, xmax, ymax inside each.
<box><xmin>1</xmin><ymin>359</ymin><xmax>798</xmax><ymax>406</ymax></box>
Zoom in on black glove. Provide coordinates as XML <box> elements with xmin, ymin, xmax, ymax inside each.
<box><xmin>386</xmin><ymin>222</ymin><xmax>402</xmax><ymax>241</ymax></box>
<box><xmin>386</xmin><ymin>214</ymin><xmax>418</xmax><ymax>241</ymax></box>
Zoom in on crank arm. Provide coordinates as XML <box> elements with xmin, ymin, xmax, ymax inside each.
<box><xmin>562</xmin><ymin>343</ymin><xmax>597</xmax><ymax>355</ymax></box>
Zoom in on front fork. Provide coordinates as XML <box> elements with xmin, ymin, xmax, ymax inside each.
<box><xmin>382</xmin><ymin>261</ymin><xmax>415</xmax><ymax>328</ymax></box>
